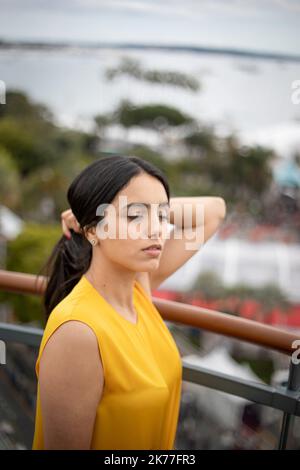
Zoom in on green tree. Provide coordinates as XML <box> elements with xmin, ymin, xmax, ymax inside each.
<box><xmin>106</xmin><ymin>57</ymin><xmax>200</xmax><ymax>92</ymax></box>
<box><xmin>0</xmin><ymin>90</ymin><xmax>53</xmax><ymax>123</ymax></box>
<box><xmin>0</xmin><ymin>91</ymin><xmax>100</xmax><ymax>178</ymax></box>
<box><xmin>113</xmin><ymin>99</ymin><xmax>195</xmax><ymax>130</ymax></box>
<box><xmin>19</xmin><ymin>153</ymin><xmax>94</xmax><ymax>220</ymax></box>
<box><xmin>0</xmin><ymin>146</ymin><xmax>21</xmax><ymax>208</ymax></box>
<box><xmin>0</xmin><ymin>222</ymin><xmax>62</xmax><ymax>325</ymax></box>
<box><xmin>0</xmin><ymin>117</ymin><xmax>55</xmax><ymax>176</ymax></box>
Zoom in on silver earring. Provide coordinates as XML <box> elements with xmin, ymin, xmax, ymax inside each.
<box><xmin>90</xmin><ymin>239</ymin><xmax>96</xmax><ymax>246</ymax></box>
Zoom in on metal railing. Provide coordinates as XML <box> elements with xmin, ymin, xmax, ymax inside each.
<box><xmin>0</xmin><ymin>269</ymin><xmax>300</xmax><ymax>449</ymax></box>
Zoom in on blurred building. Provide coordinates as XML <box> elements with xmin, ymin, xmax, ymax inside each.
<box><xmin>159</xmin><ymin>231</ymin><xmax>300</xmax><ymax>303</ymax></box>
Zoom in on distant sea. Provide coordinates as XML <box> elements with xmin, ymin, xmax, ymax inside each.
<box><xmin>1</xmin><ymin>43</ymin><xmax>300</xmax><ymax>159</ymax></box>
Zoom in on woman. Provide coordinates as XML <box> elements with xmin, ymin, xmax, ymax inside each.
<box><xmin>32</xmin><ymin>155</ymin><xmax>226</xmax><ymax>450</ymax></box>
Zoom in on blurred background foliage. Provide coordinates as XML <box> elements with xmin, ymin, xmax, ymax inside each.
<box><xmin>0</xmin><ymin>222</ymin><xmax>61</xmax><ymax>323</ymax></box>
<box><xmin>0</xmin><ymin>61</ymin><xmax>285</xmax><ymax>324</ymax></box>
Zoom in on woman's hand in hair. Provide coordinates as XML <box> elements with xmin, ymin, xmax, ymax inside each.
<box><xmin>61</xmin><ymin>209</ymin><xmax>81</xmax><ymax>239</ymax></box>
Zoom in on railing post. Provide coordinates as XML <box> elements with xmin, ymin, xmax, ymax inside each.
<box><xmin>278</xmin><ymin>360</ymin><xmax>300</xmax><ymax>449</ymax></box>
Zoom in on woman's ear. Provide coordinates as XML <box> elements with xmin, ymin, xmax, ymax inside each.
<box><xmin>84</xmin><ymin>226</ymin><xmax>99</xmax><ymax>246</ymax></box>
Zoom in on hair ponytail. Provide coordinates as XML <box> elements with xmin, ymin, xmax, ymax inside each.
<box><xmin>42</xmin><ymin>230</ymin><xmax>92</xmax><ymax>321</ymax></box>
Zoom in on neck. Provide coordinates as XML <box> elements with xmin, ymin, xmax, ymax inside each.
<box><xmin>84</xmin><ymin>252</ymin><xmax>137</xmax><ymax>314</ymax></box>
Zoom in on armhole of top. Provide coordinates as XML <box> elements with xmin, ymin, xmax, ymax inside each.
<box><xmin>36</xmin><ymin>317</ymin><xmax>107</xmax><ymax>389</ymax></box>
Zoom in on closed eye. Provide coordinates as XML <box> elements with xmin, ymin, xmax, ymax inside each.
<box><xmin>127</xmin><ymin>214</ymin><xmax>168</xmax><ymax>221</ymax></box>
<box><xmin>127</xmin><ymin>215</ymin><xmax>143</xmax><ymax>220</ymax></box>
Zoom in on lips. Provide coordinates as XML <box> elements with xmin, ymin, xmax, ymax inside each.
<box><xmin>143</xmin><ymin>244</ymin><xmax>162</xmax><ymax>251</ymax></box>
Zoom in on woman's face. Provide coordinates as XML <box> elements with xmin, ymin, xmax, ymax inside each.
<box><xmin>93</xmin><ymin>172</ymin><xmax>170</xmax><ymax>273</ymax></box>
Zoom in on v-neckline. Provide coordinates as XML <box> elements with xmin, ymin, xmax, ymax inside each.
<box><xmin>81</xmin><ymin>274</ymin><xmax>140</xmax><ymax>327</ymax></box>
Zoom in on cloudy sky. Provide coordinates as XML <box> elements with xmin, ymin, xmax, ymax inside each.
<box><xmin>0</xmin><ymin>0</ymin><xmax>299</xmax><ymax>54</ymax></box>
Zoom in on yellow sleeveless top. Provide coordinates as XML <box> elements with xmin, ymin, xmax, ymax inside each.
<box><xmin>32</xmin><ymin>274</ymin><xmax>182</xmax><ymax>450</ymax></box>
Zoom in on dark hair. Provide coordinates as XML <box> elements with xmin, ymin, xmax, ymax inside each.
<box><xmin>41</xmin><ymin>155</ymin><xmax>170</xmax><ymax>321</ymax></box>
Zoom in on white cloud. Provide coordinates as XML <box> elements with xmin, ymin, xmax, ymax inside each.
<box><xmin>0</xmin><ymin>0</ymin><xmax>299</xmax><ymax>54</ymax></box>
<box><xmin>1</xmin><ymin>0</ymin><xmax>300</xmax><ymax>17</ymax></box>
<box><xmin>272</xmin><ymin>0</ymin><xmax>300</xmax><ymax>12</ymax></box>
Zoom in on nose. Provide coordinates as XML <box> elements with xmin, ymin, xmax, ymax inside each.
<box><xmin>148</xmin><ymin>209</ymin><xmax>163</xmax><ymax>240</ymax></box>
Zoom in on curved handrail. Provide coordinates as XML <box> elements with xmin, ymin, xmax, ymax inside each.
<box><xmin>0</xmin><ymin>269</ymin><xmax>298</xmax><ymax>356</ymax></box>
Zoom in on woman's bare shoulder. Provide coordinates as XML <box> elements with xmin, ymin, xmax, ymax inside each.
<box><xmin>38</xmin><ymin>320</ymin><xmax>104</xmax><ymax>450</ymax></box>
<box><xmin>39</xmin><ymin>320</ymin><xmax>104</xmax><ymax>377</ymax></box>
